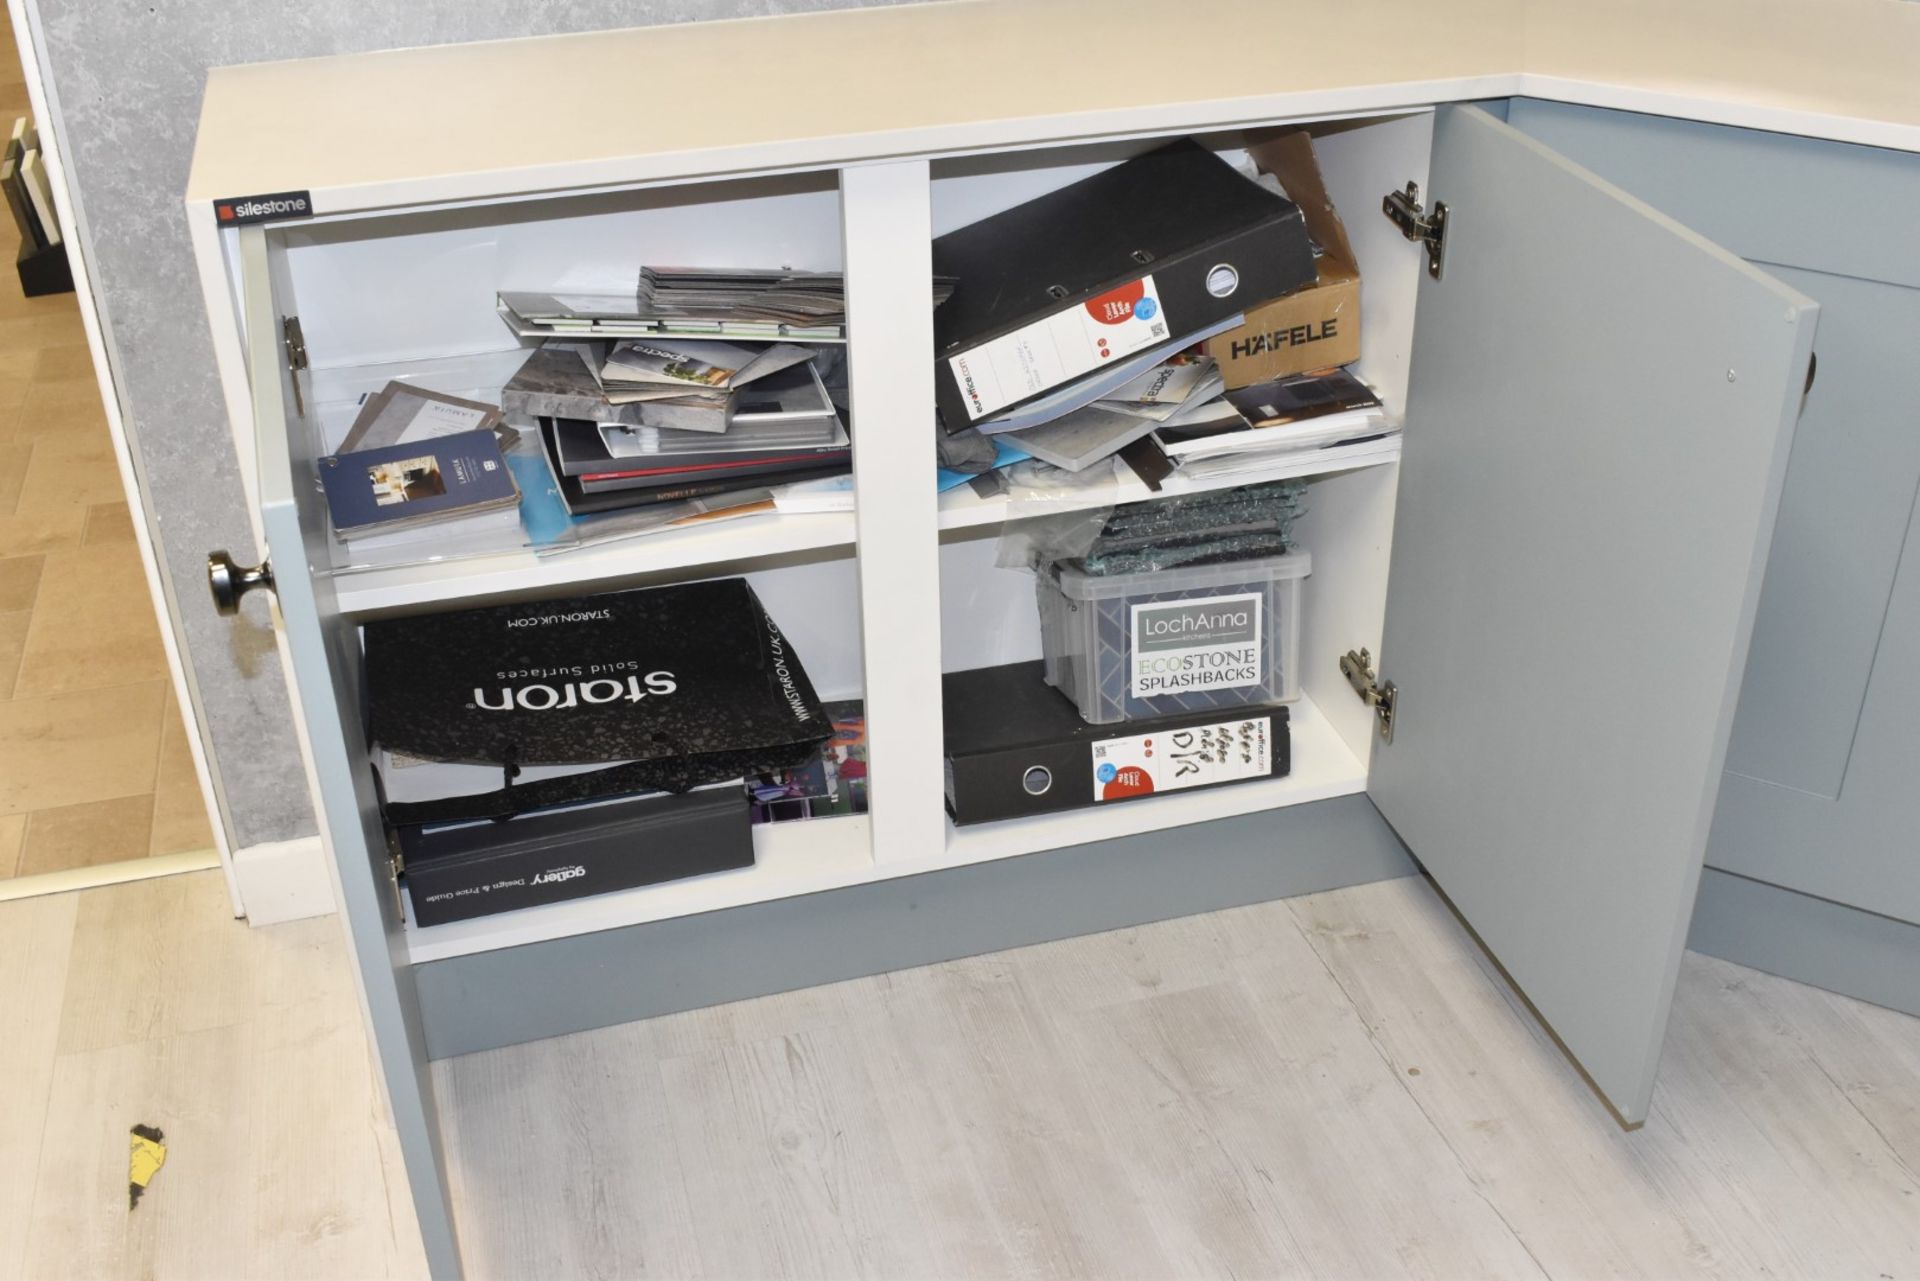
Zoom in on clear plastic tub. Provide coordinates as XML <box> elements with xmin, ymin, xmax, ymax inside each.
<box><xmin>1037</xmin><ymin>550</ymin><xmax>1310</xmax><ymax>724</ymax></box>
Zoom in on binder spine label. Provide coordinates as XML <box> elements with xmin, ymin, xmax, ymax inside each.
<box><xmin>949</xmin><ymin>274</ymin><xmax>1170</xmax><ymax>420</ymax></box>
<box><xmin>1090</xmin><ymin>714</ymin><xmax>1273</xmax><ymax>801</ymax></box>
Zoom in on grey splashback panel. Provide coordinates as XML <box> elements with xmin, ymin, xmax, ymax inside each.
<box><xmin>30</xmin><ymin>0</ymin><xmax>895</xmax><ymax>849</ymax></box>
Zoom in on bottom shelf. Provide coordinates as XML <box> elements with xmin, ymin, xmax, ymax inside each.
<box><xmin>402</xmin><ymin>692</ymin><xmax>1368</xmax><ymax>964</ymax></box>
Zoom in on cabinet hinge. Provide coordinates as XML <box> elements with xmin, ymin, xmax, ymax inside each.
<box><xmin>281</xmin><ymin>314</ymin><xmax>307</xmax><ymax>372</ymax></box>
<box><xmin>1340</xmin><ymin>647</ymin><xmax>1397</xmax><ymax>744</ymax></box>
<box><xmin>385</xmin><ymin>835</ymin><xmax>407</xmax><ymax>925</ymax></box>
<box><xmin>281</xmin><ymin>314</ymin><xmax>308</xmax><ymax>417</ymax></box>
<box><xmin>1382</xmin><ymin>181</ymin><xmax>1447</xmax><ymax>281</ymax></box>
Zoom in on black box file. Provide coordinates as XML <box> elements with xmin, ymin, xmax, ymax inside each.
<box><xmin>931</xmin><ymin>138</ymin><xmax>1315</xmax><ymax>431</ymax></box>
<box><xmin>397</xmin><ymin>786</ymin><xmax>751</xmax><ymax>926</ymax></box>
<box><xmin>943</xmin><ymin>660</ymin><xmax>1289</xmax><ymax>825</ymax></box>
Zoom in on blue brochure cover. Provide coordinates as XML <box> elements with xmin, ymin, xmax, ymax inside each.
<box><xmin>320</xmin><ymin>429</ymin><xmax>518</xmax><ymax>536</ymax></box>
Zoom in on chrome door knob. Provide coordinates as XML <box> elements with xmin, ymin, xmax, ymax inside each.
<box><xmin>207</xmin><ymin>550</ymin><xmax>274</xmax><ymax>616</ymax></box>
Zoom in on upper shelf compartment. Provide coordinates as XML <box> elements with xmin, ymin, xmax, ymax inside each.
<box><xmin>251</xmin><ymin>169</ymin><xmax>858</xmax><ymax>611</ymax></box>
<box><xmin>272</xmin><ymin>170</ymin><xmax>845</xmax><ymax>371</ymax></box>
<box><xmin>245</xmin><ymin>113</ymin><xmax>1434</xmax><ymax>617</ymax></box>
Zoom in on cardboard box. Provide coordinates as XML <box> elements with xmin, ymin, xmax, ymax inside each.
<box><xmin>1204</xmin><ymin>131</ymin><xmax>1361</xmax><ymax>387</ymax></box>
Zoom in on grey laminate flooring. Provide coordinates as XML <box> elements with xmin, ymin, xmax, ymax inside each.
<box><xmin>4</xmin><ymin>867</ymin><xmax>1917</xmax><ymax>1280</ymax></box>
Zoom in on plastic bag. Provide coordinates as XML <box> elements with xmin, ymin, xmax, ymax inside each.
<box><xmin>1084</xmin><ymin>480</ymin><xmax>1306</xmax><ymax>574</ymax></box>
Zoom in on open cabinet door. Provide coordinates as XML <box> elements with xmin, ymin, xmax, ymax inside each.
<box><xmin>240</xmin><ymin>227</ymin><xmax>463</xmax><ymax>1277</ymax></box>
<box><xmin>1366</xmin><ymin>106</ymin><xmax>1815</xmax><ymax>1125</ymax></box>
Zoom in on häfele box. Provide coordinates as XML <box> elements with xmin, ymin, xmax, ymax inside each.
<box><xmin>1203</xmin><ymin>130</ymin><xmax>1361</xmax><ymax>387</ymax></box>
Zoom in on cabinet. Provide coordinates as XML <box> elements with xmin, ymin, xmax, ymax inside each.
<box><xmin>186</xmin><ymin>11</ymin><xmax>1916</xmax><ymax>1273</ymax></box>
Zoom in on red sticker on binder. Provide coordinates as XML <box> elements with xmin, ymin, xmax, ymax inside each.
<box><xmin>1084</xmin><ymin>279</ymin><xmax>1147</xmax><ymax>325</ymax></box>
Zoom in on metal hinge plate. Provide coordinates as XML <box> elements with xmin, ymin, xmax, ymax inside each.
<box><xmin>1382</xmin><ymin>181</ymin><xmax>1447</xmax><ymax>280</ymax></box>
<box><xmin>281</xmin><ymin>315</ymin><xmax>308</xmax><ymax>417</ymax></box>
<box><xmin>1340</xmin><ymin>647</ymin><xmax>1397</xmax><ymax>744</ymax></box>
<box><xmin>385</xmin><ymin>835</ymin><xmax>407</xmax><ymax>924</ymax></box>
<box><xmin>281</xmin><ymin>315</ymin><xmax>307</xmax><ymax>371</ymax></box>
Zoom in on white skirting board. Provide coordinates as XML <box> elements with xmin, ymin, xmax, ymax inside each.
<box><xmin>234</xmin><ymin>835</ymin><xmax>335</xmax><ymax>925</ymax></box>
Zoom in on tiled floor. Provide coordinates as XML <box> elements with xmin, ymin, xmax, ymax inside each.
<box><xmin>0</xmin><ymin>11</ymin><xmax>214</xmax><ymax>879</ymax></box>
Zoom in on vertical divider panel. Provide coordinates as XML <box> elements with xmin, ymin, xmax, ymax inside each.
<box><xmin>841</xmin><ymin>160</ymin><xmax>948</xmax><ymax>864</ymax></box>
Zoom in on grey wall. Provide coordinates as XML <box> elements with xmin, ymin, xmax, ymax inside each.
<box><xmin>29</xmin><ymin>0</ymin><xmax>890</xmax><ymax>850</ymax></box>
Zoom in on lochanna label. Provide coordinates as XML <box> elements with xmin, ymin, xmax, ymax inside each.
<box><xmin>1129</xmin><ymin>591</ymin><xmax>1262</xmax><ymax>699</ymax></box>
<box><xmin>1090</xmin><ymin>715</ymin><xmax>1272</xmax><ymax>801</ymax></box>
<box><xmin>214</xmin><ymin>190</ymin><xmax>314</xmax><ymax>226</ymax></box>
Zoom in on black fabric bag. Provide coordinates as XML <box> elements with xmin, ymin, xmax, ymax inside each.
<box><xmin>365</xmin><ymin>579</ymin><xmax>830</xmax><ymax>824</ymax></box>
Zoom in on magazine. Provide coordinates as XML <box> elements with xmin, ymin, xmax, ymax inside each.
<box><xmin>747</xmin><ymin>701</ymin><xmax>867</xmax><ymax>823</ymax></box>
<box><xmin>601</xmin><ymin>339</ymin><xmax>814</xmax><ymax>391</ymax></box>
<box><xmin>339</xmin><ymin>380</ymin><xmax>509</xmax><ymax>454</ymax></box>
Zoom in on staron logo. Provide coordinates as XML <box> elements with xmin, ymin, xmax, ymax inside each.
<box><xmin>471</xmin><ymin>672</ymin><xmax>678</xmax><ymax>711</ymax></box>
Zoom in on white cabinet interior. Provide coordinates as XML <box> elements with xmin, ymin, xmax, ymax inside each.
<box><xmin>232</xmin><ymin>112</ymin><xmax>1435</xmax><ymax>962</ymax></box>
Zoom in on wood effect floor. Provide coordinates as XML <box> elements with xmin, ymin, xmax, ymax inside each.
<box><xmin>4</xmin><ymin>867</ymin><xmax>1917</xmax><ymax>1280</ymax></box>
<box><xmin>0</xmin><ymin>6</ymin><xmax>215</xmax><ymax>879</ymax></box>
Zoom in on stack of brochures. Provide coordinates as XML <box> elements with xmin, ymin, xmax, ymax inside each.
<box><xmin>925</xmin><ymin>135</ymin><xmax>1398</xmax><ymax>498</ymax></box>
<box><xmin>948</xmin><ymin>354</ymin><xmax>1391</xmax><ymax>494</ymax></box>
<box><xmin>745</xmin><ymin>700</ymin><xmax>867</xmax><ymax>824</ymax></box>
<box><xmin>1155</xmin><ymin>365</ymin><xmax>1391</xmax><ymax>482</ymax></box>
<box><xmin>503</xmin><ymin>336</ymin><xmax>851</xmax><ymax>519</ymax></box>
<box><xmin>499</xmin><ymin>267</ymin><xmax>957</xmax><ymax>342</ymax></box>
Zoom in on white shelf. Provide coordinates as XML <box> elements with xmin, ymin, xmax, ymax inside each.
<box><xmin>936</xmin><ymin>435</ymin><xmax>1404</xmax><ymax>534</ymax></box>
<box><xmin>332</xmin><ymin>437</ymin><xmax>1403</xmax><ymax>616</ymax></box>
<box><xmin>332</xmin><ymin>509</ymin><xmax>857</xmax><ymax>616</ymax></box>
<box><xmin>402</xmin><ymin>692</ymin><xmax>1366</xmax><ymax>965</ymax></box>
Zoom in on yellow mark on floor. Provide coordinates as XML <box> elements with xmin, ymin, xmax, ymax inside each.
<box><xmin>128</xmin><ymin>1123</ymin><xmax>165</xmax><ymax>1209</ymax></box>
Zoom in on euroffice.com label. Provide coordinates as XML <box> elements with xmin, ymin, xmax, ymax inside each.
<box><xmin>1130</xmin><ymin>592</ymin><xmax>1262</xmax><ymax>699</ymax></box>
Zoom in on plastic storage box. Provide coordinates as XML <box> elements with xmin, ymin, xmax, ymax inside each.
<box><xmin>1037</xmin><ymin>550</ymin><xmax>1310</xmax><ymax>724</ymax></box>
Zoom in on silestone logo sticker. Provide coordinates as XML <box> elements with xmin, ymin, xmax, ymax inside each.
<box><xmin>214</xmin><ymin>190</ymin><xmax>314</xmax><ymax>226</ymax></box>
<box><xmin>1130</xmin><ymin>591</ymin><xmax>1263</xmax><ymax>699</ymax></box>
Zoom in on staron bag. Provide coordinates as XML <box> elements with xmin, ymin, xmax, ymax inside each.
<box><xmin>364</xmin><ymin>579</ymin><xmax>829</xmax><ymax>824</ymax></box>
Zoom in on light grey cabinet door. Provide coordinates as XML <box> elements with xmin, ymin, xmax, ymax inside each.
<box><xmin>1501</xmin><ymin>98</ymin><xmax>1920</xmax><ymax>928</ymax></box>
<box><xmin>240</xmin><ymin>228</ymin><xmax>463</xmax><ymax>1279</ymax></box>
<box><xmin>1367</xmin><ymin>106</ymin><xmax>1817</xmax><ymax>1125</ymax></box>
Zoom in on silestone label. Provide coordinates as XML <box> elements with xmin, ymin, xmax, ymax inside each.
<box><xmin>213</xmin><ymin>190</ymin><xmax>314</xmax><ymax>226</ymax></box>
<box><xmin>1129</xmin><ymin>591</ymin><xmax>1262</xmax><ymax>699</ymax></box>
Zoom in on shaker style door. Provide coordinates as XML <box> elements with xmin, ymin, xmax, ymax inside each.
<box><xmin>1367</xmin><ymin>105</ymin><xmax>1817</xmax><ymax>1124</ymax></box>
